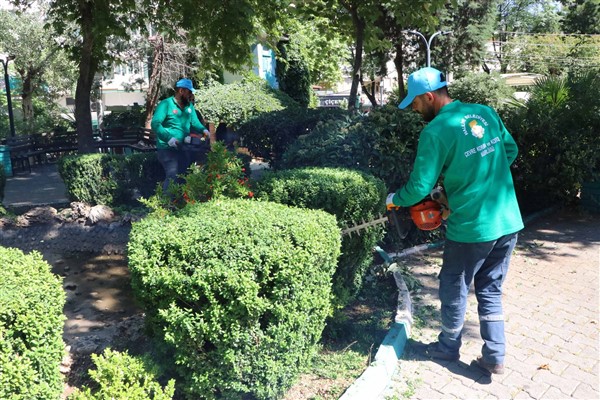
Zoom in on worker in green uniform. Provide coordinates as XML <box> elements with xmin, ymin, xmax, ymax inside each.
<box><xmin>151</xmin><ymin>78</ymin><xmax>210</xmax><ymax>191</ymax></box>
<box><xmin>387</xmin><ymin>67</ymin><xmax>524</xmax><ymax>376</ymax></box>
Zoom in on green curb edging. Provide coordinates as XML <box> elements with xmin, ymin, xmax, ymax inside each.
<box><xmin>338</xmin><ymin>259</ymin><xmax>414</xmax><ymax>400</ymax></box>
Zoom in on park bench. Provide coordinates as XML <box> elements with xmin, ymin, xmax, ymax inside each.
<box><xmin>126</xmin><ymin>128</ymin><xmax>156</xmax><ymax>153</ymax></box>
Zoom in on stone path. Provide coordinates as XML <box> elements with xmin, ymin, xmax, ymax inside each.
<box><xmin>383</xmin><ymin>209</ymin><xmax>599</xmax><ymax>399</ymax></box>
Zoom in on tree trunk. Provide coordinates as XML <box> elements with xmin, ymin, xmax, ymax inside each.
<box><xmin>347</xmin><ymin>3</ymin><xmax>365</xmax><ymax>113</ymax></box>
<box><xmin>75</xmin><ymin>3</ymin><xmax>97</xmax><ymax>154</ymax></box>
<box><xmin>144</xmin><ymin>35</ymin><xmax>165</xmax><ymax>129</ymax></box>
<box><xmin>21</xmin><ymin>74</ymin><xmax>34</xmax><ymax>132</ymax></box>
<box><xmin>393</xmin><ymin>41</ymin><xmax>406</xmax><ymax>99</ymax></box>
<box><xmin>360</xmin><ymin>77</ymin><xmax>378</xmax><ymax>107</ymax></box>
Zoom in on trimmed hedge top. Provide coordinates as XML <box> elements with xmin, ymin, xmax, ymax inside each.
<box><xmin>128</xmin><ymin>198</ymin><xmax>341</xmax><ymax>399</ymax></box>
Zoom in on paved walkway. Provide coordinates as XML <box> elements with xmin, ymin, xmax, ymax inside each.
<box><xmin>3</xmin><ymin>163</ymin><xmax>69</xmax><ymax>211</ymax></box>
<box><xmin>384</xmin><ymin>210</ymin><xmax>600</xmax><ymax>399</ymax></box>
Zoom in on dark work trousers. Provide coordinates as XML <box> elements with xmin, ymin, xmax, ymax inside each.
<box><xmin>437</xmin><ymin>232</ymin><xmax>518</xmax><ymax>365</ymax></box>
<box><xmin>157</xmin><ymin>148</ymin><xmax>186</xmax><ymax>192</ymax></box>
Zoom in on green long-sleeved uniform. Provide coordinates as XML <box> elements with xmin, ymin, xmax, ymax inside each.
<box><xmin>151</xmin><ymin>97</ymin><xmax>207</xmax><ymax>149</ymax></box>
<box><xmin>391</xmin><ymin>101</ymin><xmax>523</xmax><ymax>243</ymax></box>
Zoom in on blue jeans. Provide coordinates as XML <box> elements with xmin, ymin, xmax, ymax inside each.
<box><xmin>437</xmin><ymin>233</ymin><xmax>518</xmax><ymax>365</ymax></box>
<box><xmin>157</xmin><ymin>148</ymin><xmax>186</xmax><ymax>192</ymax></box>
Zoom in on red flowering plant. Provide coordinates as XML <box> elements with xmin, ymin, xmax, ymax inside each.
<box><xmin>143</xmin><ymin>142</ymin><xmax>253</xmax><ymax>214</ymax></box>
<box><xmin>180</xmin><ymin>142</ymin><xmax>253</xmax><ymax>204</ymax></box>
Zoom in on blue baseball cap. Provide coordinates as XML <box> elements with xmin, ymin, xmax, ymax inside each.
<box><xmin>175</xmin><ymin>78</ymin><xmax>196</xmax><ymax>93</ymax></box>
<box><xmin>398</xmin><ymin>67</ymin><xmax>447</xmax><ymax>109</ymax></box>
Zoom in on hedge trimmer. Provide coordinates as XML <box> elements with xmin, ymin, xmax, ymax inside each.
<box><xmin>341</xmin><ymin>185</ymin><xmax>450</xmax><ymax>237</ymax></box>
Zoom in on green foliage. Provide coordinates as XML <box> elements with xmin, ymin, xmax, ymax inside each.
<box><xmin>276</xmin><ymin>38</ymin><xmax>312</xmax><ymax>107</ymax></box>
<box><xmin>281</xmin><ymin>105</ymin><xmax>425</xmax><ymax>191</ymax></box>
<box><xmin>238</xmin><ymin>107</ymin><xmax>349</xmax><ymax>167</ymax></box>
<box><xmin>102</xmin><ymin>107</ymin><xmax>146</xmax><ymax>129</ymax></box>
<box><xmin>254</xmin><ymin>167</ymin><xmax>386</xmax><ymax>307</ymax></box>
<box><xmin>58</xmin><ymin>152</ymin><xmax>163</xmax><ymax>206</ymax></box>
<box><xmin>505</xmin><ymin>70</ymin><xmax>600</xmax><ymax>211</ymax></box>
<box><xmin>145</xmin><ymin>142</ymin><xmax>252</xmax><ymax>212</ymax></box>
<box><xmin>196</xmin><ymin>77</ymin><xmax>299</xmax><ymax>129</ymax></box>
<box><xmin>68</xmin><ymin>349</ymin><xmax>175</xmax><ymax>400</ymax></box>
<box><xmin>0</xmin><ymin>247</ymin><xmax>65</xmax><ymax>400</ymax></box>
<box><xmin>449</xmin><ymin>72</ymin><xmax>516</xmax><ymax>114</ymax></box>
<box><xmin>128</xmin><ymin>199</ymin><xmax>341</xmax><ymax>399</ymax></box>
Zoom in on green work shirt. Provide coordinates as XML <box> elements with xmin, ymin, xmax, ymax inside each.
<box><xmin>391</xmin><ymin>101</ymin><xmax>524</xmax><ymax>243</ymax></box>
<box><xmin>151</xmin><ymin>96</ymin><xmax>207</xmax><ymax>149</ymax></box>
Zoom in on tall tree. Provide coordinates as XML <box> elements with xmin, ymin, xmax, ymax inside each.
<box><xmin>0</xmin><ymin>9</ymin><xmax>75</xmax><ymax>131</ymax></box>
<box><xmin>562</xmin><ymin>0</ymin><xmax>600</xmax><ymax>34</ymax></box>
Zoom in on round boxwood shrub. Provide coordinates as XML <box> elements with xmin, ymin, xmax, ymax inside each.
<box><xmin>254</xmin><ymin>167</ymin><xmax>387</xmax><ymax>307</ymax></box>
<box><xmin>128</xmin><ymin>199</ymin><xmax>341</xmax><ymax>399</ymax></box>
<box><xmin>196</xmin><ymin>76</ymin><xmax>300</xmax><ymax>130</ymax></box>
<box><xmin>0</xmin><ymin>247</ymin><xmax>66</xmax><ymax>399</ymax></box>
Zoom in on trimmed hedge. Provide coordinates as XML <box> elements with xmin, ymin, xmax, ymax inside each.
<box><xmin>128</xmin><ymin>199</ymin><xmax>341</xmax><ymax>399</ymax></box>
<box><xmin>196</xmin><ymin>77</ymin><xmax>300</xmax><ymax>130</ymax></box>
<box><xmin>254</xmin><ymin>167</ymin><xmax>386</xmax><ymax>307</ymax></box>
<box><xmin>237</xmin><ymin>107</ymin><xmax>349</xmax><ymax>167</ymax></box>
<box><xmin>0</xmin><ymin>247</ymin><xmax>66</xmax><ymax>400</ymax></box>
<box><xmin>58</xmin><ymin>152</ymin><xmax>164</xmax><ymax>206</ymax></box>
<box><xmin>281</xmin><ymin>105</ymin><xmax>424</xmax><ymax>191</ymax></box>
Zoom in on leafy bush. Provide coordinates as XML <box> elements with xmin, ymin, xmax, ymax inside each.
<box><xmin>0</xmin><ymin>247</ymin><xmax>65</xmax><ymax>400</ymax></box>
<box><xmin>102</xmin><ymin>107</ymin><xmax>146</xmax><ymax>129</ymax></box>
<box><xmin>145</xmin><ymin>142</ymin><xmax>252</xmax><ymax>212</ymax></box>
<box><xmin>276</xmin><ymin>39</ymin><xmax>312</xmax><ymax>108</ymax></box>
<box><xmin>238</xmin><ymin>107</ymin><xmax>349</xmax><ymax>167</ymax></box>
<box><xmin>59</xmin><ymin>152</ymin><xmax>163</xmax><ymax>206</ymax></box>
<box><xmin>128</xmin><ymin>199</ymin><xmax>341</xmax><ymax>399</ymax></box>
<box><xmin>449</xmin><ymin>72</ymin><xmax>515</xmax><ymax>114</ymax></box>
<box><xmin>505</xmin><ymin>70</ymin><xmax>600</xmax><ymax>211</ymax></box>
<box><xmin>69</xmin><ymin>349</ymin><xmax>175</xmax><ymax>400</ymax></box>
<box><xmin>196</xmin><ymin>76</ymin><xmax>299</xmax><ymax>130</ymax></box>
<box><xmin>281</xmin><ymin>105</ymin><xmax>424</xmax><ymax>191</ymax></box>
<box><xmin>254</xmin><ymin>167</ymin><xmax>386</xmax><ymax>307</ymax></box>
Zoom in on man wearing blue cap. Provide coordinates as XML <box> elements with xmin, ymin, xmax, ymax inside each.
<box><xmin>151</xmin><ymin>78</ymin><xmax>210</xmax><ymax>191</ymax></box>
<box><xmin>387</xmin><ymin>67</ymin><xmax>523</xmax><ymax>376</ymax></box>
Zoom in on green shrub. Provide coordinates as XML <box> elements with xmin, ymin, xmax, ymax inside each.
<box><xmin>128</xmin><ymin>199</ymin><xmax>341</xmax><ymax>399</ymax></box>
<box><xmin>145</xmin><ymin>142</ymin><xmax>252</xmax><ymax>212</ymax></box>
<box><xmin>68</xmin><ymin>349</ymin><xmax>175</xmax><ymax>400</ymax></box>
<box><xmin>238</xmin><ymin>107</ymin><xmax>349</xmax><ymax>167</ymax></box>
<box><xmin>102</xmin><ymin>107</ymin><xmax>146</xmax><ymax>129</ymax></box>
<box><xmin>505</xmin><ymin>70</ymin><xmax>600</xmax><ymax>211</ymax></box>
<box><xmin>196</xmin><ymin>76</ymin><xmax>299</xmax><ymax>130</ymax></box>
<box><xmin>449</xmin><ymin>71</ymin><xmax>515</xmax><ymax>114</ymax></box>
<box><xmin>281</xmin><ymin>105</ymin><xmax>424</xmax><ymax>191</ymax></box>
<box><xmin>254</xmin><ymin>167</ymin><xmax>386</xmax><ymax>307</ymax></box>
<box><xmin>276</xmin><ymin>39</ymin><xmax>312</xmax><ymax>108</ymax></box>
<box><xmin>59</xmin><ymin>152</ymin><xmax>163</xmax><ymax>206</ymax></box>
<box><xmin>0</xmin><ymin>163</ymin><xmax>5</xmax><ymax>202</ymax></box>
<box><xmin>0</xmin><ymin>247</ymin><xmax>65</xmax><ymax>400</ymax></box>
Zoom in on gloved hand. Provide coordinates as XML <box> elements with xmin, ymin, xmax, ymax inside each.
<box><xmin>386</xmin><ymin>193</ymin><xmax>397</xmax><ymax>210</ymax></box>
<box><xmin>203</xmin><ymin>130</ymin><xmax>210</xmax><ymax>138</ymax></box>
<box><xmin>184</xmin><ymin>136</ymin><xmax>192</xmax><ymax>144</ymax></box>
<box><xmin>168</xmin><ymin>137</ymin><xmax>178</xmax><ymax>148</ymax></box>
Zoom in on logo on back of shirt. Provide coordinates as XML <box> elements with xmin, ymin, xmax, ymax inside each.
<box><xmin>461</xmin><ymin>114</ymin><xmax>488</xmax><ymax>139</ymax></box>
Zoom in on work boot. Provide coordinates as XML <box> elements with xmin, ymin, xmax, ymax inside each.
<box><xmin>425</xmin><ymin>342</ymin><xmax>460</xmax><ymax>361</ymax></box>
<box><xmin>474</xmin><ymin>356</ymin><xmax>505</xmax><ymax>376</ymax></box>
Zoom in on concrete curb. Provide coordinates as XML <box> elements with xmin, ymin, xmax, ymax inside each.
<box><xmin>339</xmin><ymin>250</ymin><xmax>424</xmax><ymax>400</ymax></box>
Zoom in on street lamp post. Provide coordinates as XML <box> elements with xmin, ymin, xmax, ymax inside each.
<box><xmin>0</xmin><ymin>54</ymin><xmax>16</xmax><ymax>138</ymax></box>
<box><xmin>403</xmin><ymin>30</ymin><xmax>452</xmax><ymax>67</ymax></box>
